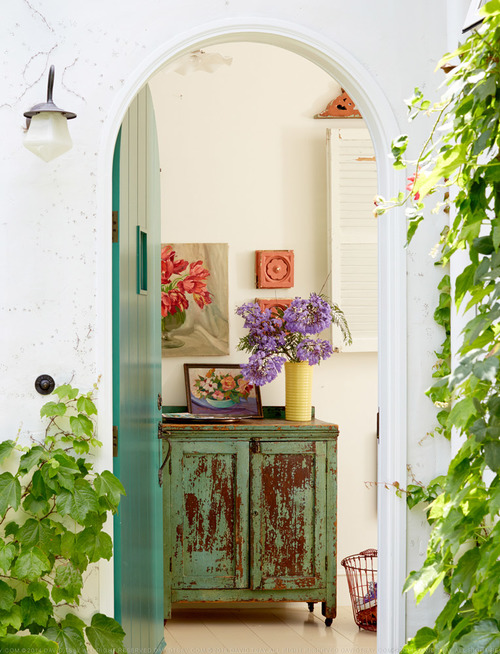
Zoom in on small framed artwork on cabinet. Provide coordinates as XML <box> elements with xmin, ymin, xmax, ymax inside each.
<box><xmin>184</xmin><ymin>364</ymin><xmax>263</xmax><ymax>419</ymax></box>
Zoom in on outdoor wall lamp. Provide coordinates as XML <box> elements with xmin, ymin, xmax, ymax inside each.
<box><xmin>23</xmin><ymin>65</ymin><xmax>76</xmax><ymax>162</ymax></box>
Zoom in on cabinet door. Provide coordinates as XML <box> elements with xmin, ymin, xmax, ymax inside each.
<box><xmin>171</xmin><ymin>440</ymin><xmax>249</xmax><ymax>590</ymax></box>
<box><xmin>251</xmin><ymin>440</ymin><xmax>326</xmax><ymax>590</ymax></box>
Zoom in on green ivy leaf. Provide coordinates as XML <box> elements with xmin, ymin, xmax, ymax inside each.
<box><xmin>85</xmin><ymin>613</ymin><xmax>125</xmax><ymax>654</ymax></box>
<box><xmin>52</xmin><ymin>563</ymin><xmax>83</xmax><ymax>604</ymax></box>
<box><xmin>26</xmin><ymin>581</ymin><xmax>50</xmax><ymax>601</ymax></box>
<box><xmin>44</xmin><ymin>621</ymin><xmax>86</xmax><ymax>654</ymax></box>
<box><xmin>69</xmin><ymin>414</ymin><xmax>94</xmax><ymax>438</ymax></box>
<box><xmin>0</xmin><ymin>543</ymin><xmax>16</xmax><ymax>575</ymax></box>
<box><xmin>47</xmin><ymin>452</ymin><xmax>81</xmax><ymax>492</ymax></box>
<box><xmin>413</xmin><ymin>626</ymin><xmax>437</xmax><ymax>650</ymax></box>
<box><xmin>18</xmin><ymin>446</ymin><xmax>46</xmax><ymax>474</ymax></box>
<box><xmin>0</xmin><ymin>604</ymin><xmax>22</xmax><ymax>632</ymax></box>
<box><xmin>19</xmin><ymin>596</ymin><xmax>53</xmax><ymax>630</ymax></box>
<box><xmin>451</xmin><ymin>547</ymin><xmax>480</xmax><ymax>596</ymax></box>
<box><xmin>56</xmin><ymin>479</ymin><xmax>99</xmax><ymax>523</ymax></box>
<box><xmin>61</xmin><ymin>613</ymin><xmax>87</xmax><ymax>631</ymax></box>
<box><xmin>94</xmin><ymin>470</ymin><xmax>126</xmax><ymax>506</ymax></box>
<box><xmin>76</xmin><ymin>396</ymin><xmax>97</xmax><ymax>416</ymax></box>
<box><xmin>449</xmin><ymin>397</ymin><xmax>478</xmax><ymax>430</ymax></box>
<box><xmin>0</xmin><ymin>474</ymin><xmax>21</xmax><ymax>517</ymax></box>
<box><xmin>0</xmin><ymin>634</ymin><xmax>58</xmax><ymax>654</ymax></box>
<box><xmin>3</xmin><ymin>523</ymin><xmax>18</xmax><ymax>538</ymax></box>
<box><xmin>13</xmin><ymin>546</ymin><xmax>51</xmax><ymax>581</ymax></box>
<box><xmin>40</xmin><ymin>401</ymin><xmax>67</xmax><ymax>418</ymax></box>
<box><xmin>472</xmin><ymin>357</ymin><xmax>499</xmax><ymax>382</ymax></box>
<box><xmin>0</xmin><ymin>442</ymin><xmax>16</xmax><ymax>466</ymax></box>
<box><xmin>484</xmin><ymin>441</ymin><xmax>500</xmax><ymax>473</ymax></box>
<box><xmin>31</xmin><ymin>469</ymin><xmax>49</xmax><ymax>499</ymax></box>
<box><xmin>16</xmin><ymin>519</ymin><xmax>61</xmax><ymax>556</ymax></box>
<box><xmin>0</xmin><ymin>582</ymin><xmax>15</xmax><ymax>613</ymax></box>
<box><xmin>53</xmin><ymin>384</ymin><xmax>78</xmax><ymax>399</ymax></box>
<box><xmin>481</xmin><ymin>0</ymin><xmax>500</xmax><ymax>16</ymax></box>
<box><xmin>449</xmin><ymin>620</ymin><xmax>500</xmax><ymax>653</ymax></box>
<box><xmin>76</xmin><ymin>528</ymin><xmax>112</xmax><ymax>563</ymax></box>
<box><xmin>22</xmin><ymin>494</ymin><xmax>51</xmax><ymax>516</ymax></box>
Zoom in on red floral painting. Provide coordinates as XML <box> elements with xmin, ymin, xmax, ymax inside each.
<box><xmin>161</xmin><ymin>243</ymin><xmax>229</xmax><ymax>357</ymax></box>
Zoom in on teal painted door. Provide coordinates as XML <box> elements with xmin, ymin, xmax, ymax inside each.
<box><xmin>113</xmin><ymin>86</ymin><xmax>164</xmax><ymax>654</ymax></box>
<box><xmin>250</xmin><ymin>441</ymin><xmax>326</xmax><ymax>591</ymax></box>
<box><xmin>170</xmin><ymin>441</ymin><xmax>249</xmax><ymax>591</ymax></box>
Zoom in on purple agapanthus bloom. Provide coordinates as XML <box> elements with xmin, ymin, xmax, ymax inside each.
<box><xmin>296</xmin><ymin>338</ymin><xmax>333</xmax><ymax>365</ymax></box>
<box><xmin>240</xmin><ymin>352</ymin><xmax>286</xmax><ymax>386</ymax></box>
<box><xmin>283</xmin><ymin>293</ymin><xmax>333</xmax><ymax>335</ymax></box>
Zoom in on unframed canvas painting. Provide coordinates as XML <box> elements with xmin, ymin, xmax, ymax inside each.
<box><xmin>161</xmin><ymin>243</ymin><xmax>229</xmax><ymax>357</ymax></box>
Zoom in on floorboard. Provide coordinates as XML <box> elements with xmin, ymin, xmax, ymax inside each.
<box><xmin>164</xmin><ymin>603</ymin><xmax>377</xmax><ymax>654</ymax></box>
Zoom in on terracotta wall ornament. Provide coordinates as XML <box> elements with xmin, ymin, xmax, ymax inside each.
<box><xmin>257</xmin><ymin>298</ymin><xmax>292</xmax><ymax>314</ymax></box>
<box><xmin>255</xmin><ymin>250</ymin><xmax>294</xmax><ymax>288</ymax></box>
<box><xmin>314</xmin><ymin>89</ymin><xmax>361</xmax><ymax>118</ymax></box>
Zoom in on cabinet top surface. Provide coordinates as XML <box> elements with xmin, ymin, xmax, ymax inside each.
<box><xmin>161</xmin><ymin>416</ymin><xmax>338</xmax><ymax>437</ymax></box>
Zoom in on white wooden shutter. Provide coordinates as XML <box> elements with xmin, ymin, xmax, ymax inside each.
<box><xmin>327</xmin><ymin>127</ymin><xmax>378</xmax><ymax>352</ymax></box>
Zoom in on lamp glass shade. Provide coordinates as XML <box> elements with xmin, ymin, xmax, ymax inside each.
<box><xmin>24</xmin><ymin>112</ymin><xmax>73</xmax><ymax>162</ymax></box>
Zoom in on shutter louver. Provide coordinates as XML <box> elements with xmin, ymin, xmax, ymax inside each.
<box><xmin>327</xmin><ymin>127</ymin><xmax>378</xmax><ymax>352</ymax></box>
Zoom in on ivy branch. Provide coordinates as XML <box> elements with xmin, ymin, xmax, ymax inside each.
<box><xmin>377</xmin><ymin>1</ymin><xmax>500</xmax><ymax>652</ymax></box>
<box><xmin>0</xmin><ymin>383</ymin><xmax>126</xmax><ymax>654</ymax></box>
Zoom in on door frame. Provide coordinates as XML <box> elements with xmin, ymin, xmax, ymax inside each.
<box><xmin>96</xmin><ymin>17</ymin><xmax>407</xmax><ymax>651</ymax></box>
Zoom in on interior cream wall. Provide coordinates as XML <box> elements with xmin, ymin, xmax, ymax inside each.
<box><xmin>149</xmin><ymin>41</ymin><xmax>378</xmax><ymax>604</ymax></box>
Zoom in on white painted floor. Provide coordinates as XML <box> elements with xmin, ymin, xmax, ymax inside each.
<box><xmin>164</xmin><ymin>602</ymin><xmax>377</xmax><ymax>654</ymax></box>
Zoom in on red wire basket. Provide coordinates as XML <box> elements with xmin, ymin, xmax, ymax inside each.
<box><xmin>340</xmin><ymin>548</ymin><xmax>377</xmax><ymax>632</ymax></box>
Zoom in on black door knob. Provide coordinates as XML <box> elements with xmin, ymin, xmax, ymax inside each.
<box><xmin>35</xmin><ymin>374</ymin><xmax>55</xmax><ymax>395</ymax></box>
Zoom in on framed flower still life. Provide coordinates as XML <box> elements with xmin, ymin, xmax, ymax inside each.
<box><xmin>184</xmin><ymin>364</ymin><xmax>263</xmax><ymax>418</ymax></box>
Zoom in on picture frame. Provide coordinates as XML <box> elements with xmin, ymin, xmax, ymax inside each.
<box><xmin>184</xmin><ymin>364</ymin><xmax>263</xmax><ymax>418</ymax></box>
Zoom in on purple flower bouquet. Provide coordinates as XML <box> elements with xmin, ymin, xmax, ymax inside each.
<box><xmin>236</xmin><ymin>293</ymin><xmax>351</xmax><ymax>386</ymax></box>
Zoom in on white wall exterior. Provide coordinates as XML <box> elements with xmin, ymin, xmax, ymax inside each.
<box><xmin>0</xmin><ymin>0</ymin><xmax>470</xmax><ymax>646</ymax></box>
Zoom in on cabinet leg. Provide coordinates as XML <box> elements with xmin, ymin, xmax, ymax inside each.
<box><xmin>321</xmin><ymin>601</ymin><xmax>336</xmax><ymax>626</ymax></box>
<box><xmin>307</xmin><ymin>602</ymin><xmax>315</xmax><ymax>612</ymax></box>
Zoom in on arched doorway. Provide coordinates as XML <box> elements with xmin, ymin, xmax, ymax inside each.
<box><xmin>100</xmin><ymin>19</ymin><xmax>407</xmax><ymax>653</ymax></box>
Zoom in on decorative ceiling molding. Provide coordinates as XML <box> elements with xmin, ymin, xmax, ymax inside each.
<box><xmin>314</xmin><ymin>89</ymin><xmax>361</xmax><ymax>119</ymax></box>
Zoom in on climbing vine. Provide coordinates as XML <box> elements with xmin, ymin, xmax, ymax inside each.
<box><xmin>377</xmin><ymin>1</ymin><xmax>500</xmax><ymax>651</ymax></box>
<box><xmin>0</xmin><ymin>383</ymin><xmax>125</xmax><ymax>654</ymax></box>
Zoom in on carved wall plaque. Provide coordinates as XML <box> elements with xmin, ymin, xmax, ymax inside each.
<box><xmin>257</xmin><ymin>298</ymin><xmax>293</xmax><ymax>314</ymax></box>
<box><xmin>255</xmin><ymin>250</ymin><xmax>294</xmax><ymax>288</ymax></box>
<box><xmin>314</xmin><ymin>89</ymin><xmax>361</xmax><ymax>118</ymax></box>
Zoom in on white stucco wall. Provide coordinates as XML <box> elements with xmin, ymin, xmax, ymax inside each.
<box><xmin>0</xmin><ymin>0</ymin><xmax>470</xmax><ymax>646</ymax></box>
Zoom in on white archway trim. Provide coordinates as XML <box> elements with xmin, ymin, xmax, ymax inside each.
<box><xmin>96</xmin><ymin>18</ymin><xmax>408</xmax><ymax>651</ymax></box>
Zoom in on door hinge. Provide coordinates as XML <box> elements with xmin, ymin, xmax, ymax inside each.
<box><xmin>325</xmin><ymin>557</ymin><xmax>328</xmax><ymax>571</ymax></box>
<box><xmin>169</xmin><ymin>557</ymin><xmax>173</xmax><ymax>573</ymax></box>
<box><xmin>157</xmin><ymin>393</ymin><xmax>163</xmax><ymax>411</ymax></box>
<box><xmin>377</xmin><ymin>409</ymin><xmax>380</xmax><ymax>443</ymax></box>
<box><xmin>112</xmin><ymin>210</ymin><xmax>119</xmax><ymax>243</ymax></box>
<box><xmin>111</xmin><ymin>211</ymin><xmax>118</xmax><ymax>243</ymax></box>
<box><xmin>250</xmin><ymin>438</ymin><xmax>262</xmax><ymax>454</ymax></box>
<box><xmin>113</xmin><ymin>425</ymin><xmax>118</xmax><ymax>457</ymax></box>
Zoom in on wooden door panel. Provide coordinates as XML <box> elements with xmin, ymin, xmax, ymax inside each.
<box><xmin>113</xmin><ymin>86</ymin><xmax>164</xmax><ymax>654</ymax></box>
<box><xmin>171</xmin><ymin>441</ymin><xmax>249</xmax><ymax>590</ymax></box>
<box><xmin>251</xmin><ymin>441</ymin><xmax>326</xmax><ymax>590</ymax></box>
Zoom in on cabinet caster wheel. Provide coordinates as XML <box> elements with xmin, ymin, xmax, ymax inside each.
<box><xmin>325</xmin><ymin>618</ymin><xmax>333</xmax><ymax>627</ymax></box>
<box><xmin>307</xmin><ymin>602</ymin><xmax>315</xmax><ymax>612</ymax></box>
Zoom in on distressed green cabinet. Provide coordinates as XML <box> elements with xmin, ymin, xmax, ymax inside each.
<box><xmin>162</xmin><ymin>412</ymin><xmax>338</xmax><ymax>623</ymax></box>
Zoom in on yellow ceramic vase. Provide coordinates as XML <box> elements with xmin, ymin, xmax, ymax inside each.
<box><xmin>285</xmin><ymin>361</ymin><xmax>313</xmax><ymax>421</ymax></box>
